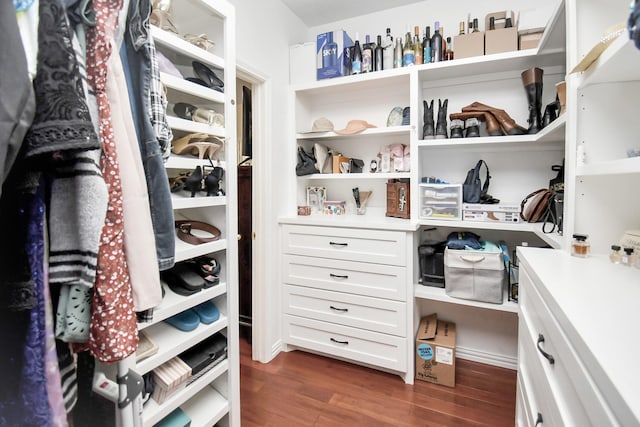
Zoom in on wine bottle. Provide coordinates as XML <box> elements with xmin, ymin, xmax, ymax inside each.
<box><xmin>446</xmin><ymin>37</ymin><xmax>453</xmax><ymax>60</ymax></box>
<box><xmin>413</xmin><ymin>26</ymin><xmax>423</xmax><ymax>65</ymax></box>
<box><xmin>423</xmin><ymin>26</ymin><xmax>432</xmax><ymax>63</ymax></box>
<box><xmin>489</xmin><ymin>16</ymin><xmax>496</xmax><ymax>31</ymax></box>
<box><xmin>505</xmin><ymin>16</ymin><xmax>513</xmax><ymax>28</ymax></box>
<box><xmin>382</xmin><ymin>28</ymin><xmax>394</xmax><ymax>71</ymax></box>
<box><xmin>403</xmin><ymin>28</ymin><xmax>414</xmax><ymax>66</ymax></box>
<box><xmin>374</xmin><ymin>35</ymin><xmax>384</xmax><ymax>71</ymax></box>
<box><xmin>458</xmin><ymin>21</ymin><xmax>465</xmax><ymax>36</ymax></box>
<box><xmin>394</xmin><ymin>36</ymin><xmax>403</xmax><ymax>68</ymax></box>
<box><xmin>362</xmin><ymin>34</ymin><xmax>373</xmax><ymax>73</ymax></box>
<box><xmin>441</xmin><ymin>26</ymin><xmax>447</xmax><ymax>60</ymax></box>
<box><xmin>321</xmin><ymin>32</ymin><xmax>338</xmax><ymax>68</ymax></box>
<box><xmin>431</xmin><ymin>21</ymin><xmax>443</xmax><ymax>62</ymax></box>
<box><xmin>352</xmin><ymin>32</ymin><xmax>362</xmax><ymax>74</ymax></box>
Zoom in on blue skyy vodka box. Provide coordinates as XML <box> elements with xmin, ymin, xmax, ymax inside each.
<box><xmin>317</xmin><ymin>30</ymin><xmax>353</xmax><ymax>80</ymax></box>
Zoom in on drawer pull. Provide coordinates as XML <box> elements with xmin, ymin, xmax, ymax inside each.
<box><xmin>535</xmin><ymin>413</ymin><xmax>543</xmax><ymax>426</ymax></box>
<box><xmin>330</xmin><ymin>337</ymin><xmax>349</xmax><ymax>345</ymax></box>
<box><xmin>329</xmin><ymin>305</ymin><xmax>349</xmax><ymax>312</ymax></box>
<box><xmin>329</xmin><ymin>273</ymin><xmax>349</xmax><ymax>279</ymax></box>
<box><xmin>329</xmin><ymin>241</ymin><xmax>348</xmax><ymax>247</ymax></box>
<box><xmin>536</xmin><ymin>334</ymin><xmax>555</xmax><ymax>365</ymax></box>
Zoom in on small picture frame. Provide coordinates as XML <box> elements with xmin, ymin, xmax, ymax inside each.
<box><xmin>306</xmin><ymin>186</ymin><xmax>326</xmax><ymax>213</ymax></box>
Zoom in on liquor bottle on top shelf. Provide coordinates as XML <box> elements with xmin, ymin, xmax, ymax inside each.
<box><xmin>441</xmin><ymin>26</ymin><xmax>447</xmax><ymax>59</ymax></box>
<box><xmin>383</xmin><ymin>28</ymin><xmax>394</xmax><ymax>70</ymax></box>
<box><xmin>352</xmin><ymin>32</ymin><xmax>363</xmax><ymax>74</ymax></box>
<box><xmin>431</xmin><ymin>21</ymin><xmax>443</xmax><ymax>62</ymax></box>
<box><xmin>413</xmin><ymin>26</ymin><xmax>423</xmax><ymax>64</ymax></box>
<box><xmin>394</xmin><ymin>36</ymin><xmax>403</xmax><ymax>68</ymax></box>
<box><xmin>458</xmin><ymin>21</ymin><xmax>465</xmax><ymax>35</ymax></box>
<box><xmin>374</xmin><ymin>35</ymin><xmax>383</xmax><ymax>71</ymax></box>
<box><xmin>321</xmin><ymin>32</ymin><xmax>338</xmax><ymax>68</ymax></box>
<box><xmin>403</xmin><ymin>27</ymin><xmax>415</xmax><ymax>66</ymax></box>
<box><xmin>362</xmin><ymin>34</ymin><xmax>373</xmax><ymax>73</ymax></box>
<box><xmin>472</xmin><ymin>18</ymin><xmax>480</xmax><ymax>33</ymax></box>
<box><xmin>445</xmin><ymin>37</ymin><xmax>453</xmax><ymax>60</ymax></box>
<box><xmin>489</xmin><ymin>16</ymin><xmax>496</xmax><ymax>31</ymax></box>
<box><xmin>423</xmin><ymin>26</ymin><xmax>432</xmax><ymax>63</ymax></box>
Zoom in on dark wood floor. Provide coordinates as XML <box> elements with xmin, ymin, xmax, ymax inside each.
<box><xmin>239</xmin><ymin>338</ymin><xmax>516</xmax><ymax>426</ymax></box>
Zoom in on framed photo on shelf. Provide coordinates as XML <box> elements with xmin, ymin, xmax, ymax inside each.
<box><xmin>306</xmin><ymin>186</ymin><xmax>326</xmax><ymax>213</ymax></box>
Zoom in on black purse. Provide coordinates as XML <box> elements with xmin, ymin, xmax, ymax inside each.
<box><xmin>295</xmin><ymin>146</ymin><xmax>319</xmax><ymax>176</ymax></box>
<box><xmin>463</xmin><ymin>160</ymin><xmax>498</xmax><ymax>204</ymax></box>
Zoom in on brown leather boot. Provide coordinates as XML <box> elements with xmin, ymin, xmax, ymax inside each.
<box><xmin>461</xmin><ymin>102</ymin><xmax>526</xmax><ymax>135</ymax></box>
<box><xmin>449</xmin><ymin>111</ymin><xmax>503</xmax><ymax>136</ymax></box>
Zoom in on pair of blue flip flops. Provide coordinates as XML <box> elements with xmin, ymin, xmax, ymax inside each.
<box><xmin>165</xmin><ymin>301</ymin><xmax>220</xmax><ymax>332</ymax></box>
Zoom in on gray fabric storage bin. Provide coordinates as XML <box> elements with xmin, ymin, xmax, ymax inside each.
<box><xmin>444</xmin><ymin>246</ymin><xmax>506</xmax><ymax>304</ymax></box>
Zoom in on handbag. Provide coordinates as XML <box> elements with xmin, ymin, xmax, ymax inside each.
<box><xmin>520</xmin><ymin>188</ymin><xmax>554</xmax><ymax>222</ymax></box>
<box><xmin>542</xmin><ymin>191</ymin><xmax>564</xmax><ymax>234</ymax></box>
<box><xmin>295</xmin><ymin>145</ymin><xmax>319</xmax><ymax>176</ymax></box>
<box><xmin>462</xmin><ymin>160</ymin><xmax>498</xmax><ymax>203</ymax></box>
<box><xmin>349</xmin><ymin>158</ymin><xmax>364</xmax><ymax>173</ymax></box>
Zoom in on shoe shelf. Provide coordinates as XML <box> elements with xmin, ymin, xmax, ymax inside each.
<box><xmin>165</xmin><ymin>155</ymin><xmax>227</xmax><ymax>170</ymax></box>
<box><xmin>137</xmin><ymin>315</ymin><xmax>228</xmax><ymax>375</ymax></box>
<box><xmin>300</xmin><ymin>172</ymin><xmax>411</xmax><ymax>180</ymax></box>
<box><xmin>414</xmin><ymin>284</ymin><xmax>519</xmax><ymax>314</ymax></box>
<box><xmin>171</xmin><ymin>193</ymin><xmax>226</xmax><ymax>210</ymax></box>
<box><xmin>180</xmin><ymin>384</ymin><xmax>230</xmax><ymax>426</ymax></box>
<box><xmin>150</xmin><ymin>25</ymin><xmax>225</xmax><ymax>71</ymax></box>
<box><xmin>417</xmin><ymin>114</ymin><xmax>566</xmax><ymax>151</ymax></box>
<box><xmin>175</xmin><ymin>238</ymin><xmax>227</xmax><ymax>263</ymax></box>
<box><xmin>142</xmin><ymin>360</ymin><xmax>229</xmax><ymax>427</ymax></box>
<box><xmin>295</xmin><ymin>125</ymin><xmax>411</xmax><ymax>141</ymax></box>
<box><xmin>167</xmin><ymin>116</ymin><xmax>226</xmax><ymax>138</ymax></box>
<box><xmin>579</xmin><ymin>35</ymin><xmax>639</xmax><ymax>89</ymax></box>
<box><xmin>139</xmin><ymin>282</ymin><xmax>228</xmax><ymax>331</ymax></box>
<box><xmin>161</xmin><ymin>72</ymin><xmax>225</xmax><ymax>104</ymax></box>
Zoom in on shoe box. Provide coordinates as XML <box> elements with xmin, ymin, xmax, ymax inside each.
<box><xmin>462</xmin><ymin>202</ymin><xmax>521</xmax><ymax>223</ymax></box>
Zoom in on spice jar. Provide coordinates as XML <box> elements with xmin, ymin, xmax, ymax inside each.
<box><xmin>571</xmin><ymin>234</ymin><xmax>590</xmax><ymax>258</ymax></box>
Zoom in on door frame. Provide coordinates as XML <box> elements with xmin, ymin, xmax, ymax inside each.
<box><xmin>236</xmin><ymin>61</ymin><xmax>270</xmax><ymax>362</ymax></box>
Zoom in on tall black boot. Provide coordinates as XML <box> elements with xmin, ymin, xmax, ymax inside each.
<box><xmin>435</xmin><ymin>98</ymin><xmax>448</xmax><ymax>139</ymax></box>
<box><xmin>422</xmin><ymin>99</ymin><xmax>434</xmax><ymax>139</ymax></box>
<box><xmin>521</xmin><ymin>67</ymin><xmax>543</xmax><ymax>134</ymax></box>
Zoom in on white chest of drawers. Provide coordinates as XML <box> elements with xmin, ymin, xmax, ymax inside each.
<box><xmin>516</xmin><ymin>247</ymin><xmax>640</xmax><ymax>427</ymax></box>
<box><xmin>281</xmin><ymin>224</ymin><xmax>412</xmax><ymax>382</ymax></box>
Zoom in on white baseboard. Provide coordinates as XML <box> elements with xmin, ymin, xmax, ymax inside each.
<box><xmin>456</xmin><ymin>345</ymin><xmax>518</xmax><ymax>370</ymax></box>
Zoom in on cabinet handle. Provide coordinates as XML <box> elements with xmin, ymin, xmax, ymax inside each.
<box><xmin>535</xmin><ymin>412</ymin><xmax>543</xmax><ymax>426</ymax></box>
<box><xmin>329</xmin><ymin>305</ymin><xmax>348</xmax><ymax>312</ymax></box>
<box><xmin>329</xmin><ymin>273</ymin><xmax>349</xmax><ymax>279</ymax></box>
<box><xmin>329</xmin><ymin>241</ymin><xmax>348</xmax><ymax>247</ymax></box>
<box><xmin>536</xmin><ymin>334</ymin><xmax>555</xmax><ymax>365</ymax></box>
<box><xmin>330</xmin><ymin>337</ymin><xmax>349</xmax><ymax>345</ymax></box>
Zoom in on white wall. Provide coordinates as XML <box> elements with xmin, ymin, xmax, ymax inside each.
<box><xmin>309</xmin><ymin>0</ymin><xmax>558</xmax><ymax>42</ymax></box>
<box><xmin>228</xmin><ymin>0</ymin><xmax>309</xmax><ymax>362</ymax></box>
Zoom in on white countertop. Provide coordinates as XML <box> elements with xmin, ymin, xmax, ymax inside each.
<box><xmin>517</xmin><ymin>247</ymin><xmax>640</xmax><ymax>425</ymax></box>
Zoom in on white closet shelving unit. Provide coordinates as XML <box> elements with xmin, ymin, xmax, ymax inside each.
<box><xmin>283</xmin><ymin>0</ymin><xmax>567</xmax><ymax>373</ymax></box>
<box><xmin>123</xmin><ymin>1</ymin><xmax>239</xmax><ymax>426</ymax></box>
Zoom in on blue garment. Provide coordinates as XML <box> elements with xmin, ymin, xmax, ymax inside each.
<box><xmin>446</xmin><ymin>231</ymin><xmax>483</xmax><ymax>250</ymax></box>
<box><xmin>122</xmin><ymin>0</ymin><xmax>175</xmax><ymax>271</ymax></box>
<box><xmin>0</xmin><ymin>182</ymin><xmax>51</xmax><ymax>426</ymax></box>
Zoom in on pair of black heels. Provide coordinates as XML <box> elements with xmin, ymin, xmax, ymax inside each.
<box><xmin>186</xmin><ymin>60</ymin><xmax>224</xmax><ymax>93</ymax></box>
<box><xmin>171</xmin><ymin>165</ymin><xmax>225</xmax><ymax>197</ymax></box>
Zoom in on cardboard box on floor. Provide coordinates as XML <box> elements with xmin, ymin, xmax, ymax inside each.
<box><xmin>415</xmin><ymin>313</ymin><xmax>456</xmax><ymax>387</ymax></box>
